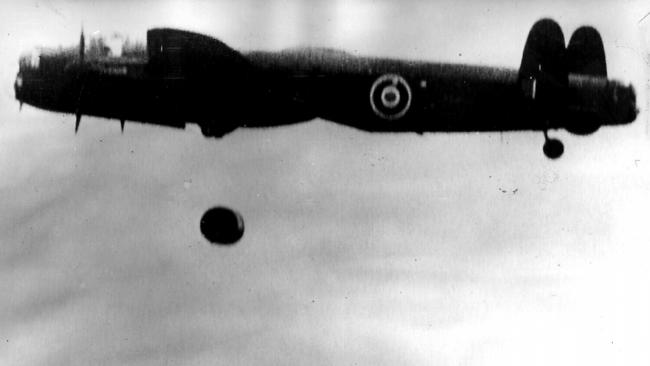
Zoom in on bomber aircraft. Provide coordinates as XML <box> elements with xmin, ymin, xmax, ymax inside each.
<box><xmin>14</xmin><ymin>19</ymin><xmax>639</xmax><ymax>244</ymax></box>
<box><xmin>15</xmin><ymin>18</ymin><xmax>638</xmax><ymax>161</ymax></box>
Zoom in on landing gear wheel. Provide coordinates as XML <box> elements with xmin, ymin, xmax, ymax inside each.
<box><xmin>543</xmin><ymin>138</ymin><xmax>564</xmax><ymax>159</ymax></box>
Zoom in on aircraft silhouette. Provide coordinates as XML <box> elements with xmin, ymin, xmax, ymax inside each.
<box><xmin>15</xmin><ymin>18</ymin><xmax>637</xmax><ymax>160</ymax></box>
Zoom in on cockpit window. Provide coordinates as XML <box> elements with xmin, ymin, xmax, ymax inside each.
<box><xmin>19</xmin><ymin>46</ymin><xmax>78</xmax><ymax>72</ymax></box>
<box><xmin>87</xmin><ymin>32</ymin><xmax>146</xmax><ymax>61</ymax></box>
<box><xmin>19</xmin><ymin>49</ymin><xmax>41</xmax><ymax>69</ymax></box>
<box><xmin>18</xmin><ymin>31</ymin><xmax>147</xmax><ymax>75</ymax></box>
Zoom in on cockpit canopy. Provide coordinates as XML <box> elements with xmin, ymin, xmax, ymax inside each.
<box><xmin>18</xmin><ymin>32</ymin><xmax>147</xmax><ymax>73</ymax></box>
<box><xmin>19</xmin><ymin>49</ymin><xmax>42</xmax><ymax>69</ymax></box>
<box><xmin>18</xmin><ymin>46</ymin><xmax>77</xmax><ymax>73</ymax></box>
<box><xmin>85</xmin><ymin>32</ymin><xmax>146</xmax><ymax>60</ymax></box>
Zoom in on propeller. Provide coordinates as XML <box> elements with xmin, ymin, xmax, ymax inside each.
<box><xmin>75</xmin><ymin>113</ymin><xmax>81</xmax><ymax>134</ymax></box>
<box><xmin>75</xmin><ymin>26</ymin><xmax>85</xmax><ymax>134</ymax></box>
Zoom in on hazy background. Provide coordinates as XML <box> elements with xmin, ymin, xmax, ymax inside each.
<box><xmin>1</xmin><ymin>1</ymin><xmax>649</xmax><ymax>365</ymax></box>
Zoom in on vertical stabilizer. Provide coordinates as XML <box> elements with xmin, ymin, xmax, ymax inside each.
<box><xmin>519</xmin><ymin>18</ymin><xmax>567</xmax><ymax>84</ymax></box>
<box><xmin>566</xmin><ymin>26</ymin><xmax>607</xmax><ymax>77</ymax></box>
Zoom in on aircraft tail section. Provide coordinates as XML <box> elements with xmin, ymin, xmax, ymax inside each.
<box><xmin>519</xmin><ymin>18</ymin><xmax>567</xmax><ymax>85</ymax></box>
<box><xmin>517</xmin><ymin>19</ymin><xmax>634</xmax><ymax>145</ymax></box>
<box><xmin>566</xmin><ymin>26</ymin><xmax>607</xmax><ymax>77</ymax></box>
<box><xmin>518</xmin><ymin>18</ymin><xmax>568</xmax><ymax>125</ymax></box>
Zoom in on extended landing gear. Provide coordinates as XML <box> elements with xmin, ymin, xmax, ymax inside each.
<box><xmin>542</xmin><ymin>130</ymin><xmax>564</xmax><ymax>159</ymax></box>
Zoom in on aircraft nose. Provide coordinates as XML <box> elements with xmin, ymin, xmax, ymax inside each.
<box><xmin>14</xmin><ymin>73</ymin><xmax>23</xmax><ymax>100</ymax></box>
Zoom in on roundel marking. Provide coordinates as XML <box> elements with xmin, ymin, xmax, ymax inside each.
<box><xmin>370</xmin><ymin>74</ymin><xmax>412</xmax><ymax>120</ymax></box>
<box><xmin>380</xmin><ymin>86</ymin><xmax>401</xmax><ymax>108</ymax></box>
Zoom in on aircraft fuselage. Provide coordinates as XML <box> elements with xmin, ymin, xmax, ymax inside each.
<box><xmin>15</xmin><ymin>25</ymin><xmax>638</xmax><ymax>153</ymax></box>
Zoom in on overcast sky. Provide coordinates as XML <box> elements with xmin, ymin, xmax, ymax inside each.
<box><xmin>1</xmin><ymin>1</ymin><xmax>650</xmax><ymax>365</ymax></box>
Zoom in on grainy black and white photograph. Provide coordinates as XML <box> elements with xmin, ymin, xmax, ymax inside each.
<box><xmin>1</xmin><ymin>0</ymin><xmax>649</xmax><ymax>365</ymax></box>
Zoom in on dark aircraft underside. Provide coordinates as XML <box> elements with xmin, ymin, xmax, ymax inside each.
<box><xmin>15</xmin><ymin>19</ymin><xmax>637</xmax><ymax>158</ymax></box>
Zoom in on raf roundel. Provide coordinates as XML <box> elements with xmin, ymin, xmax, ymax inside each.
<box><xmin>369</xmin><ymin>74</ymin><xmax>412</xmax><ymax>120</ymax></box>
